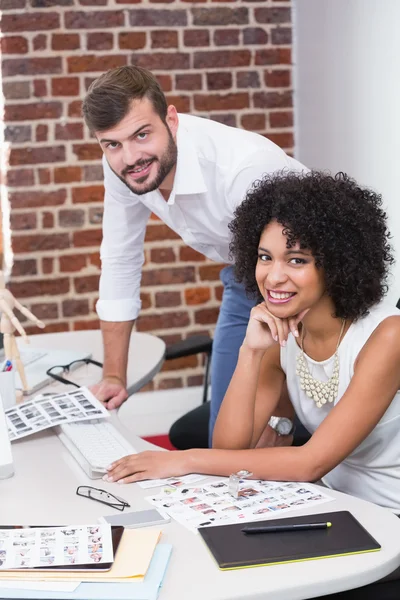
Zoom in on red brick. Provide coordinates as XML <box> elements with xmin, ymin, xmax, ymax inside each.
<box><xmin>10</xmin><ymin>146</ymin><xmax>65</xmax><ymax>166</ymax></box>
<box><xmin>89</xmin><ymin>252</ymin><xmax>101</xmax><ymax>268</ymax></box>
<box><xmin>59</xmin><ymin>254</ymin><xmax>87</xmax><ymax>272</ymax></box>
<box><xmin>12</xmin><ymin>233</ymin><xmax>70</xmax><ymax>253</ymax></box>
<box><xmin>87</xmin><ymin>32</ymin><xmax>114</xmax><ymax>51</ymax></box>
<box><xmin>155</xmin><ymin>291</ymin><xmax>181</xmax><ymax>308</ymax></box>
<box><xmin>161</xmin><ymin>355</ymin><xmax>197</xmax><ymax>370</ymax></box>
<box><xmin>42</xmin><ymin>212</ymin><xmax>54</xmax><ymax>228</ymax></box>
<box><xmin>158</xmin><ymin>377</ymin><xmax>183</xmax><ymax>389</ymax></box>
<box><xmin>255</xmin><ymin>47</ymin><xmax>291</xmax><ymax>65</ymax></box>
<box><xmin>266</xmin><ymin>132</ymin><xmax>294</xmax><ymax>148</ymax></box>
<box><xmin>151</xmin><ymin>30</ymin><xmax>178</xmax><ymax>49</ymax></box>
<box><xmin>33</xmin><ymin>34</ymin><xmax>47</xmax><ymax>51</ymax></box>
<box><xmin>2</xmin><ymin>57</ymin><xmax>61</xmax><ymax>77</ymax></box>
<box><xmin>2</xmin><ymin>13</ymin><xmax>60</xmax><ymax>32</ymax></box>
<box><xmin>6</xmin><ymin>170</ymin><xmax>34</xmax><ymax>187</ymax></box>
<box><xmin>8</xmin><ymin>278</ymin><xmax>70</xmax><ymax>299</ymax></box>
<box><xmin>155</xmin><ymin>74</ymin><xmax>172</xmax><ymax>92</ymax></box>
<box><xmin>51</xmin><ymin>77</ymin><xmax>80</xmax><ymax>96</ymax></box>
<box><xmin>184</xmin><ymin>30</ymin><xmax>210</xmax><ymax>47</ymax></box>
<box><xmin>55</xmin><ymin>123</ymin><xmax>84</xmax><ymax>140</ymax></box>
<box><xmin>3</xmin><ymin>81</ymin><xmax>30</xmax><ymax>100</ymax></box>
<box><xmin>179</xmin><ymin>247</ymin><xmax>205</xmax><ymax>262</ymax></box>
<box><xmin>253</xmin><ymin>91</ymin><xmax>292</xmax><ymax>109</ymax></box>
<box><xmin>52</xmin><ymin>34</ymin><xmax>80</xmax><ymax>51</ymax></box>
<box><xmin>30</xmin><ymin>303</ymin><xmax>58</xmax><ymax>320</ymax></box>
<box><xmin>192</xmin><ymin>7</ymin><xmax>248</xmax><ymax>26</ymax></box>
<box><xmin>237</xmin><ymin>71</ymin><xmax>260</xmax><ymax>89</ymax></box>
<box><xmin>9</xmin><ymin>189</ymin><xmax>66</xmax><ymax>208</ymax></box>
<box><xmin>188</xmin><ymin>375</ymin><xmax>204</xmax><ymax>387</ymax></box>
<box><xmin>54</xmin><ymin>166</ymin><xmax>82</xmax><ymax>184</ymax></box>
<box><xmin>194</xmin><ymin>50</ymin><xmax>250</xmax><ymax>69</ymax></box>
<box><xmin>118</xmin><ymin>32</ymin><xmax>146</xmax><ymax>50</ymax></box>
<box><xmin>243</xmin><ymin>27</ymin><xmax>268</xmax><ymax>45</ymax></box>
<box><xmin>73</xmin><ymin>319</ymin><xmax>100</xmax><ymax>331</ymax></box>
<box><xmin>185</xmin><ymin>287</ymin><xmax>211</xmax><ymax>305</ymax></box>
<box><xmin>150</xmin><ymin>248</ymin><xmax>176</xmax><ymax>263</ymax></box>
<box><xmin>67</xmin><ymin>55</ymin><xmax>126</xmax><ymax>73</ymax></box>
<box><xmin>12</xmin><ymin>259</ymin><xmax>37</xmax><ymax>277</ymax></box>
<box><xmin>83</xmin><ymin>165</ymin><xmax>103</xmax><ymax>182</ymax></box>
<box><xmin>79</xmin><ymin>0</ymin><xmax>107</xmax><ymax>4</ymax></box>
<box><xmin>264</xmin><ymin>69</ymin><xmax>291</xmax><ymax>88</ymax></box>
<box><xmin>89</xmin><ymin>207</ymin><xmax>103</xmax><ymax>224</ymax></box>
<box><xmin>1</xmin><ymin>0</ymin><xmax>26</xmax><ymax>8</ymax></box>
<box><xmin>140</xmin><ymin>292</ymin><xmax>152</xmax><ymax>310</ymax></box>
<box><xmin>211</xmin><ymin>113</ymin><xmax>236</xmax><ymax>127</ymax></box>
<box><xmin>65</xmin><ymin>11</ymin><xmax>123</xmax><ymax>29</ymax></box>
<box><xmin>194</xmin><ymin>307</ymin><xmax>219</xmax><ymax>325</ymax></box>
<box><xmin>269</xmin><ymin>110</ymin><xmax>293</xmax><ymax>128</ymax></box>
<box><xmin>199</xmin><ymin>264</ymin><xmax>225</xmax><ymax>281</ymax></box>
<box><xmin>68</xmin><ymin>100</ymin><xmax>82</xmax><ymax>118</ymax></box>
<box><xmin>129</xmin><ymin>9</ymin><xmax>187</xmax><ymax>26</ymax></box>
<box><xmin>59</xmin><ymin>209</ymin><xmax>85</xmax><ymax>228</ymax></box>
<box><xmin>194</xmin><ymin>93</ymin><xmax>248</xmax><ymax>111</ymax></box>
<box><xmin>214</xmin><ymin>29</ymin><xmax>240</xmax><ymax>46</ymax></box>
<box><xmin>215</xmin><ymin>285</ymin><xmax>223</xmax><ymax>301</ymax></box>
<box><xmin>175</xmin><ymin>74</ymin><xmax>202</xmax><ymax>91</ymax></box>
<box><xmin>141</xmin><ymin>267</ymin><xmax>195</xmax><ymax>286</ymax></box>
<box><xmin>165</xmin><ymin>95</ymin><xmax>191</xmax><ymax>112</ymax></box>
<box><xmin>38</xmin><ymin>168</ymin><xmax>51</xmax><ymax>184</ymax></box>
<box><xmin>5</xmin><ymin>102</ymin><xmax>62</xmax><ymax>121</ymax></box>
<box><xmin>72</xmin><ymin>144</ymin><xmax>102</xmax><ymax>161</ymax></box>
<box><xmin>132</xmin><ymin>53</ymin><xmax>190</xmax><ymax>71</ymax></box>
<box><xmin>271</xmin><ymin>27</ymin><xmax>292</xmax><ymax>45</ymax></box>
<box><xmin>73</xmin><ymin>229</ymin><xmax>102</xmax><ymax>247</ymax></box>
<box><xmin>31</xmin><ymin>322</ymin><xmax>69</xmax><ymax>334</ymax></box>
<box><xmin>5</xmin><ymin>125</ymin><xmax>31</xmax><ymax>144</ymax></box>
<box><xmin>2</xmin><ymin>36</ymin><xmax>28</xmax><ymax>54</ymax></box>
<box><xmin>10</xmin><ymin>212</ymin><xmax>37</xmax><ymax>231</ymax></box>
<box><xmin>33</xmin><ymin>79</ymin><xmax>47</xmax><ymax>97</ymax></box>
<box><xmin>36</xmin><ymin>124</ymin><xmax>48</xmax><ymax>142</ymax></box>
<box><xmin>72</xmin><ymin>185</ymin><xmax>104</xmax><ymax>203</ymax></box>
<box><xmin>74</xmin><ymin>275</ymin><xmax>100</xmax><ymax>293</ymax></box>
<box><xmin>254</xmin><ymin>7</ymin><xmax>291</xmax><ymax>23</ymax></box>
<box><xmin>145</xmin><ymin>224</ymin><xmax>180</xmax><ymax>242</ymax></box>
<box><xmin>241</xmin><ymin>113</ymin><xmax>266</xmax><ymax>130</ymax></box>
<box><xmin>136</xmin><ymin>311</ymin><xmax>190</xmax><ymax>332</ymax></box>
<box><xmin>206</xmin><ymin>72</ymin><xmax>232</xmax><ymax>91</ymax></box>
<box><xmin>62</xmin><ymin>299</ymin><xmax>89</xmax><ymax>317</ymax></box>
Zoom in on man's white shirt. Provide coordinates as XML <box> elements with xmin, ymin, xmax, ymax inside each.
<box><xmin>97</xmin><ymin>114</ymin><xmax>307</xmax><ymax>322</ymax></box>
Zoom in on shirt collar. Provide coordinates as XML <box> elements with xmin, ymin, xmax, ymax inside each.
<box><xmin>167</xmin><ymin>120</ymin><xmax>207</xmax><ymax>205</ymax></box>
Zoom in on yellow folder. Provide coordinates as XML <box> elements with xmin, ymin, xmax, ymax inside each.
<box><xmin>0</xmin><ymin>528</ymin><xmax>161</xmax><ymax>583</ymax></box>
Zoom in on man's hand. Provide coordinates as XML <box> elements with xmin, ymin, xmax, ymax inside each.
<box><xmin>103</xmin><ymin>450</ymin><xmax>190</xmax><ymax>484</ymax></box>
<box><xmin>89</xmin><ymin>377</ymin><xmax>128</xmax><ymax>410</ymax></box>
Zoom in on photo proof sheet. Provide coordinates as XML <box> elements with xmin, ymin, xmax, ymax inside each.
<box><xmin>6</xmin><ymin>388</ymin><xmax>109</xmax><ymax>441</ymax></box>
<box><xmin>146</xmin><ymin>479</ymin><xmax>334</xmax><ymax>532</ymax></box>
<box><xmin>0</xmin><ymin>525</ymin><xmax>113</xmax><ymax>570</ymax></box>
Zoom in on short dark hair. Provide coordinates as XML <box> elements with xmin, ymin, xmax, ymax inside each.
<box><xmin>229</xmin><ymin>171</ymin><xmax>394</xmax><ymax>321</ymax></box>
<box><xmin>82</xmin><ymin>66</ymin><xmax>168</xmax><ymax>133</ymax></box>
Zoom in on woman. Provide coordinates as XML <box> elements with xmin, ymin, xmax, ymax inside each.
<box><xmin>104</xmin><ymin>171</ymin><xmax>400</xmax><ymax>513</ymax></box>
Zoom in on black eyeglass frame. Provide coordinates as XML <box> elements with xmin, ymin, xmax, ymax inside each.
<box><xmin>46</xmin><ymin>358</ymin><xmax>103</xmax><ymax>388</ymax></box>
<box><xmin>76</xmin><ymin>485</ymin><xmax>130</xmax><ymax>511</ymax></box>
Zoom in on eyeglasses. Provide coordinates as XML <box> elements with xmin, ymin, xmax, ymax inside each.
<box><xmin>76</xmin><ymin>486</ymin><xmax>130</xmax><ymax>511</ymax></box>
<box><xmin>46</xmin><ymin>358</ymin><xmax>103</xmax><ymax>388</ymax></box>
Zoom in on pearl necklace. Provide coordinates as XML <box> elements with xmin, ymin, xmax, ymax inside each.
<box><xmin>295</xmin><ymin>319</ymin><xmax>346</xmax><ymax>409</ymax></box>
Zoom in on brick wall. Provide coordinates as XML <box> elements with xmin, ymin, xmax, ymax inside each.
<box><xmin>1</xmin><ymin>0</ymin><xmax>293</xmax><ymax>391</ymax></box>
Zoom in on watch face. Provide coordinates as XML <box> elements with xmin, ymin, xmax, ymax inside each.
<box><xmin>276</xmin><ymin>418</ymin><xmax>293</xmax><ymax>435</ymax></box>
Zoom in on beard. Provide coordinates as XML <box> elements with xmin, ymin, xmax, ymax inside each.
<box><xmin>113</xmin><ymin>127</ymin><xmax>177</xmax><ymax>196</ymax></box>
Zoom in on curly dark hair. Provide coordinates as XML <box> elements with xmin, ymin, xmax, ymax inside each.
<box><xmin>228</xmin><ymin>171</ymin><xmax>394</xmax><ymax>321</ymax></box>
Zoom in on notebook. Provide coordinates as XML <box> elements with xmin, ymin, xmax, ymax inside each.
<box><xmin>198</xmin><ymin>510</ymin><xmax>381</xmax><ymax>570</ymax></box>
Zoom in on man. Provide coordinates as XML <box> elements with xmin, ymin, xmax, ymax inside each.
<box><xmin>82</xmin><ymin>65</ymin><xmax>307</xmax><ymax>445</ymax></box>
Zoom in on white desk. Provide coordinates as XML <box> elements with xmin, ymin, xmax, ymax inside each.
<box><xmin>16</xmin><ymin>330</ymin><xmax>166</xmax><ymax>397</ymax></box>
<box><xmin>1</xmin><ymin>413</ymin><xmax>400</xmax><ymax>600</ymax></box>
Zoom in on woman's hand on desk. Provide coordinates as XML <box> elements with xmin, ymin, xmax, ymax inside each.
<box><xmin>103</xmin><ymin>450</ymin><xmax>189</xmax><ymax>484</ymax></box>
<box><xmin>89</xmin><ymin>377</ymin><xmax>128</xmax><ymax>410</ymax></box>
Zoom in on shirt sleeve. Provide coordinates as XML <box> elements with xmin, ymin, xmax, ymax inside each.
<box><xmin>96</xmin><ymin>156</ymin><xmax>151</xmax><ymax>322</ymax></box>
<box><xmin>226</xmin><ymin>150</ymin><xmax>309</xmax><ymax>213</ymax></box>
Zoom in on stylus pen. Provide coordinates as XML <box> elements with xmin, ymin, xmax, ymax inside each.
<box><xmin>241</xmin><ymin>522</ymin><xmax>332</xmax><ymax>534</ymax></box>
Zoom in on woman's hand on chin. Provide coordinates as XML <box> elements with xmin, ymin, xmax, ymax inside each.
<box><xmin>102</xmin><ymin>450</ymin><xmax>191</xmax><ymax>484</ymax></box>
<box><xmin>244</xmin><ymin>303</ymin><xmax>309</xmax><ymax>351</ymax></box>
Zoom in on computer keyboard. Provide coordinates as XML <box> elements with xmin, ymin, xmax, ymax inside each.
<box><xmin>56</xmin><ymin>420</ymin><xmax>137</xmax><ymax>479</ymax></box>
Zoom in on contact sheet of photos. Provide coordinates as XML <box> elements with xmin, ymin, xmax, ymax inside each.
<box><xmin>146</xmin><ymin>480</ymin><xmax>334</xmax><ymax>533</ymax></box>
<box><xmin>0</xmin><ymin>525</ymin><xmax>113</xmax><ymax>570</ymax></box>
<box><xmin>6</xmin><ymin>388</ymin><xmax>109</xmax><ymax>441</ymax></box>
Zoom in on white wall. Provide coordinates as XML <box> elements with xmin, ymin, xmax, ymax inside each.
<box><xmin>294</xmin><ymin>0</ymin><xmax>400</xmax><ymax>305</ymax></box>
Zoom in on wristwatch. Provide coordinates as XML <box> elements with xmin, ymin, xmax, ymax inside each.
<box><xmin>268</xmin><ymin>416</ymin><xmax>295</xmax><ymax>436</ymax></box>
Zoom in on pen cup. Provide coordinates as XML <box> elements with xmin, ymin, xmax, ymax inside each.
<box><xmin>0</xmin><ymin>370</ymin><xmax>17</xmax><ymax>410</ymax></box>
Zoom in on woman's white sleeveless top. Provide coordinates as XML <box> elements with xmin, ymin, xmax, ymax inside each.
<box><xmin>280</xmin><ymin>302</ymin><xmax>400</xmax><ymax>512</ymax></box>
